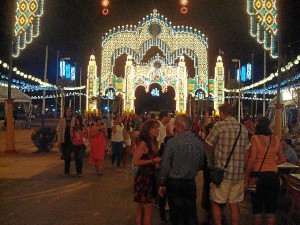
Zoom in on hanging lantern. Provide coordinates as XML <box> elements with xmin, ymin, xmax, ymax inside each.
<box><xmin>180</xmin><ymin>6</ymin><xmax>188</xmax><ymax>14</ymax></box>
<box><xmin>102</xmin><ymin>8</ymin><xmax>109</xmax><ymax>16</ymax></box>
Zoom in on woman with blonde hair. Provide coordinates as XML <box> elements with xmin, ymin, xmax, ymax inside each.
<box><xmin>133</xmin><ymin>119</ymin><xmax>161</xmax><ymax>225</ymax></box>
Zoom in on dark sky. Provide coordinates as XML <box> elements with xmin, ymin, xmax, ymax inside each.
<box><xmin>0</xmin><ymin>0</ymin><xmax>300</xmax><ymax>86</ymax></box>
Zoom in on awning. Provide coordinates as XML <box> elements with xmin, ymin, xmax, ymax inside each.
<box><xmin>0</xmin><ymin>86</ymin><xmax>32</xmax><ymax>103</ymax></box>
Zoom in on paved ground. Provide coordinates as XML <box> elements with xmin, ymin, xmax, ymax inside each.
<box><xmin>0</xmin><ymin>129</ymin><xmax>292</xmax><ymax>225</ymax></box>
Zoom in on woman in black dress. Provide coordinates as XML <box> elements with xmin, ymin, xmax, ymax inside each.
<box><xmin>133</xmin><ymin>119</ymin><xmax>161</xmax><ymax>225</ymax></box>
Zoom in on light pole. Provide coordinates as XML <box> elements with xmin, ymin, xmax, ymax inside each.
<box><xmin>41</xmin><ymin>45</ymin><xmax>48</xmax><ymax>126</ymax></box>
<box><xmin>232</xmin><ymin>59</ymin><xmax>241</xmax><ymax>123</ymax></box>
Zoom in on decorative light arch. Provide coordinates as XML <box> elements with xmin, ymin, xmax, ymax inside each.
<box><xmin>99</xmin><ymin>9</ymin><xmax>209</xmax><ymax>113</ymax></box>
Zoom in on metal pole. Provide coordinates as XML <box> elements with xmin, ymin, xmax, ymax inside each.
<box><xmin>79</xmin><ymin>67</ymin><xmax>82</xmax><ymax>114</ymax></box>
<box><xmin>238</xmin><ymin>60</ymin><xmax>241</xmax><ymax>123</ymax></box>
<box><xmin>41</xmin><ymin>45</ymin><xmax>48</xmax><ymax>126</ymax></box>
<box><xmin>5</xmin><ymin>0</ymin><xmax>16</xmax><ymax>153</ymax></box>
<box><xmin>263</xmin><ymin>49</ymin><xmax>266</xmax><ymax>116</ymax></box>
<box><xmin>60</xmin><ymin>88</ymin><xmax>64</xmax><ymax>117</ymax></box>
<box><xmin>251</xmin><ymin>53</ymin><xmax>254</xmax><ymax>117</ymax></box>
<box><xmin>274</xmin><ymin>1</ymin><xmax>282</xmax><ymax>138</ymax></box>
<box><xmin>234</xmin><ymin>63</ymin><xmax>237</xmax><ymax>116</ymax></box>
<box><xmin>55</xmin><ymin>51</ymin><xmax>59</xmax><ymax>118</ymax></box>
<box><xmin>74</xmin><ymin>62</ymin><xmax>76</xmax><ymax>112</ymax></box>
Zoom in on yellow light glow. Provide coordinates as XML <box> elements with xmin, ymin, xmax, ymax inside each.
<box><xmin>179</xmin><ymin>0</ymin><xmax>188</xmax><ymax>6</ymax></box>
<box><xmin>101</xmin><ymin>0</ymin><xmax>110</xmax><ymax>7</ymax></box>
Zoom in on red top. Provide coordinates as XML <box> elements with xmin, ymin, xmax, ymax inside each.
<box><xmin>72</xmin><ymin>126</ymin><xmax>84</xmax><ymax>146</ymax></box>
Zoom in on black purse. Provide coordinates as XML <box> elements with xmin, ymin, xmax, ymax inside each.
<box><xmin>211</xmin><ymin>124</ymin><xmax>241</xmax><ymax>187</ymax></box>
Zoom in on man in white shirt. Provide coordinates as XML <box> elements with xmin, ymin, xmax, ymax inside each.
<box><xmin>157</xmin><ymin>110</ymin><xmax>171</xmax><ymax>148</ymax></box>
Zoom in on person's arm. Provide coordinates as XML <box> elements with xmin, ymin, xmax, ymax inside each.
<box><xmin>244</xmin><ymin>138</ymin><xmax>257</xmax><ymax>176</ymax></box>
<box><xmin>204</xmin><ymin>123</ymin><xmax>219</xmax><ymax>152</ymax></box>
<box><xmin>111</xmin><ymin>121</ymin><xmax>116</xmax><ymax>133</ymax></box>
<box><xmin>132</xmin><ymin>141</ymin><xmax>161</xmax><ymax>166</ymax></box>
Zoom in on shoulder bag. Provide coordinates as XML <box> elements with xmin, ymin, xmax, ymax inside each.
<box><xmin>211</xmin><ymin>124</ymin><xmax>242</xmax><ymax>187</ymax></box>
<box><xmin>247</xmin><ymin>136</ymin><xmax>271</xmax><ymax>192</ymax></box>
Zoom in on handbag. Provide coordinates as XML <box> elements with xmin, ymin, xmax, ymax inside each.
<box><xmin>246</xmin><ymin>136</ymin><xmax>271</xmax><ymax>192</ymax></box>
<box><xmin>211</xmin><ymin>124</ymin><xmax>241</xmax><ymax>187</ymax></box>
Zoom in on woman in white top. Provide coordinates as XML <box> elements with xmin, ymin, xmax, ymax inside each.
<box><xmin>111</xmin><ymin>115</ymin><xmax>124</xmax><ymax>171</ymax></box>
<box><xmin>122</xmin><ymin>118</ymin><xmax>133</xmax><ymax>168</ymax></box>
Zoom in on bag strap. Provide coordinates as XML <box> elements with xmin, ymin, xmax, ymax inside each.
<box><xmin>224</xmin><ymin>124</ymin><xmax>242</xmax><ymax>169</ymax></box>
<box><xmin>258</xmin><ymin>136</ymin><xmax>272</xmax><ymax>173</ymax></box>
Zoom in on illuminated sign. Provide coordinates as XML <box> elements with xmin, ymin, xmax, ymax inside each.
<box><xmin>60</xmin><ymin>60</ymin><xmax>76</xmax><ymax>80</ymax></box>
<box><xmin>237</xmin><ymin>63</ymin><xmax>252</xmax><ymax>82</ymax></box>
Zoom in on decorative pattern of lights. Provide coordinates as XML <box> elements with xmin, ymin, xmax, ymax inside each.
<box><xmin>247</xmin><ymin>0</ymin><xmax>278</xmax><ymax>58</ymax></box>
<box><xmin>86</xmin><ymin>55</ymin><xmax>98</xmax><ymax>111</ymax></box>
<box><xmin>13</xmin><ymin>0</ymin><xmax>45</xmax><ymax>57</ymax></box>
<box><xmin>214</xmin><ymin>56</ymin><xmax>225</xmax><ymax>112</ymax></box>
<box><xmin>100</xmin><ymin>9</ymin><xmax>208</xmax><ymax>113</ymax></box>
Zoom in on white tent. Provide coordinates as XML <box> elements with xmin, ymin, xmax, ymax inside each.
<box><xmin>0</xmin><ymin>86</ymin><xmax>31</xmax><ymax>103</ymax></box>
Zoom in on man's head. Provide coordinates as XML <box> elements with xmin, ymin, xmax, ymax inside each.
<box><xmin>218</xmin><ymin>103</ymin><xmax>232</xmax><ymax>120</ymax></box>
<box><xmin>158</xmin><ymin>110</ymin><xmax>170</xmax><ymax>125</ymax></box>
<box><xmin>174</xmin><ymin>115</ymin><xmax>193</xmax><ymax>134</ymax></box>
<box><xmin>64</xmin><ymin>107</ymin><xmax>73</xmax><ymax>119</ymax></box>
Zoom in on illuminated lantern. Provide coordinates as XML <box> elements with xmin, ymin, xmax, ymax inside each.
<box><xmin>180</xmin><ymin>6</ymin><xmax>188</xmax><ymax>14</ymax></box>
<box><xmin>179</xmin><ymin>0</ymin><xmax>188</xmax><ymax>6</ymax></box>
<box><xmin>102</xmin><ymin>8</ymin><xmax>109</xmax><ymax>16</ymax></box>
<box><xmin>101</xmin><ymin>0</ymin><xmax>110</xmax><ymax>7</ymax></box>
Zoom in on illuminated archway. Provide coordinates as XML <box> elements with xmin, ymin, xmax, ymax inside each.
<box><xmin>87</xmin><ymin>9</ymin><xmax>211</xmax><ymax>114</ymax></box>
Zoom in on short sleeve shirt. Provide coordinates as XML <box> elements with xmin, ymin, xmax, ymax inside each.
<box><xmin>206</xmin><ymin>117</ymin><xmax>249</xmax><ymax>181</ymax></box>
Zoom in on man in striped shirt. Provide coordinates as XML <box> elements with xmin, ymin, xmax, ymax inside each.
<box><xmin>205</xmin><ymin>103</ymin><xmax>249</xmax><ymax>225</ymax></box>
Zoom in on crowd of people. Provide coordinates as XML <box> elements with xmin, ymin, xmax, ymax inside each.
<box><xmin>55</xmin><ymin>104</ymin><xmax>298</xmax><ymax>225</ymax></box>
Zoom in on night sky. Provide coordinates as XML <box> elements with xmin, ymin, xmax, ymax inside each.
<box><xmin>0</xmin><ymin>0</ymin><xmax>300</xmax><ymax>112</ymax></box>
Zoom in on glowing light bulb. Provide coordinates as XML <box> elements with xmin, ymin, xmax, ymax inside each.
<box><xmin>101</xmin><ymin>0</ymin><xmax>109</xmax><ymax>7</ymax></box>
<box><xmin>179</xmin><ymin>0</ymin><xmax>188</xmax><ymax>6</ymax></box>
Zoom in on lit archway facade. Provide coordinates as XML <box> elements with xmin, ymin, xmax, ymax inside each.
<box><xmin>86</xmin><ymin>9</ymin><xmax>227</xmax><ymax>114</ymax></box>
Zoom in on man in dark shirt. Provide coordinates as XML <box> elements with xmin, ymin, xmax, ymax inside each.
<box><xmin>159</xmin><ymin>115</ymin><xmax>204</xmax><ymax>225</ymax></box>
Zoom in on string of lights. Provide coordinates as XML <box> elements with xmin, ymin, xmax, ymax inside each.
<box><xmin>224</xmin><ymin>54</ymin><xmax>300</xmax><ymax>93</ymax></box>
<box><xmin>0</xmin><ymin>59</ymin><xmax>86</xmax><ymax>91</ymax></box>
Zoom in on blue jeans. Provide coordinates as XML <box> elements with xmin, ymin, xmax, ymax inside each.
<box><xmin>166</xmin><ymin>178</ymin><xmax>198</xmax><ymax>225</ymax></box>
<box><xmin>111</xmin><ymin>141</ymin><xmax>123</xmax><ymax>167</ymax></box>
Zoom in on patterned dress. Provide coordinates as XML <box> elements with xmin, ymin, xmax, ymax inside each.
<box><xmin>134</xmin><ymin>149</ymin><xmax>157</xmax><ymax>203</ymax></box>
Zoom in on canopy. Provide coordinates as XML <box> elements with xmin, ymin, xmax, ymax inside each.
<box><xmin>0</xmin><ymin>86</ymin><xmax>32</xmax><ymax>103</ymax></box>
